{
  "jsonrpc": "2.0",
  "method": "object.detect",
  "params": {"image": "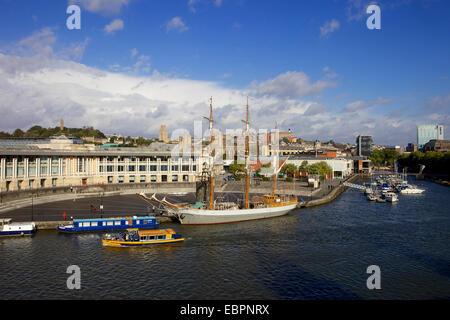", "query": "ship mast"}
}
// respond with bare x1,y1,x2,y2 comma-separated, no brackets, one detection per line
203,96,214,210
243,96,250,209
272,121,278,197
272,122,289,196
